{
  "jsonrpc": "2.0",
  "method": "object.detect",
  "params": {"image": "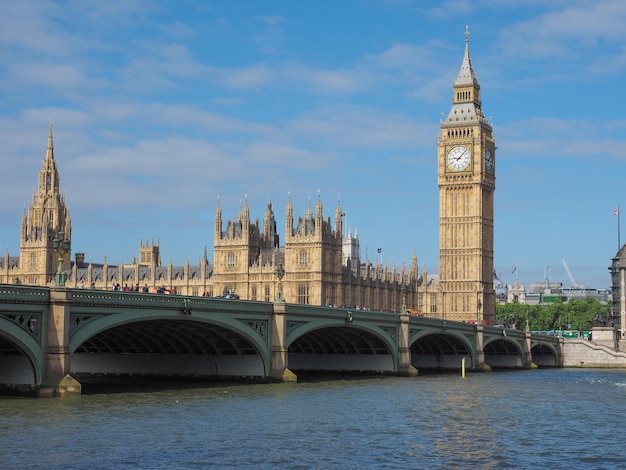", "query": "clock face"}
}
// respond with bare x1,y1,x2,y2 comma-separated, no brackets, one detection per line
447,145,471,171
485,147,494,174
